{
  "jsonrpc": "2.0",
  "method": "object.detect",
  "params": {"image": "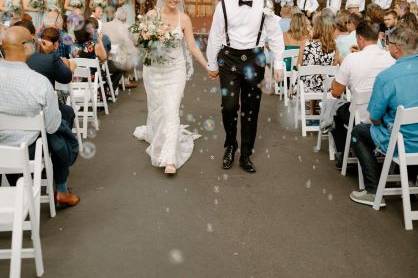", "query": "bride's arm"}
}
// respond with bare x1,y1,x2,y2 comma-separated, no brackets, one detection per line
182,13,208,70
